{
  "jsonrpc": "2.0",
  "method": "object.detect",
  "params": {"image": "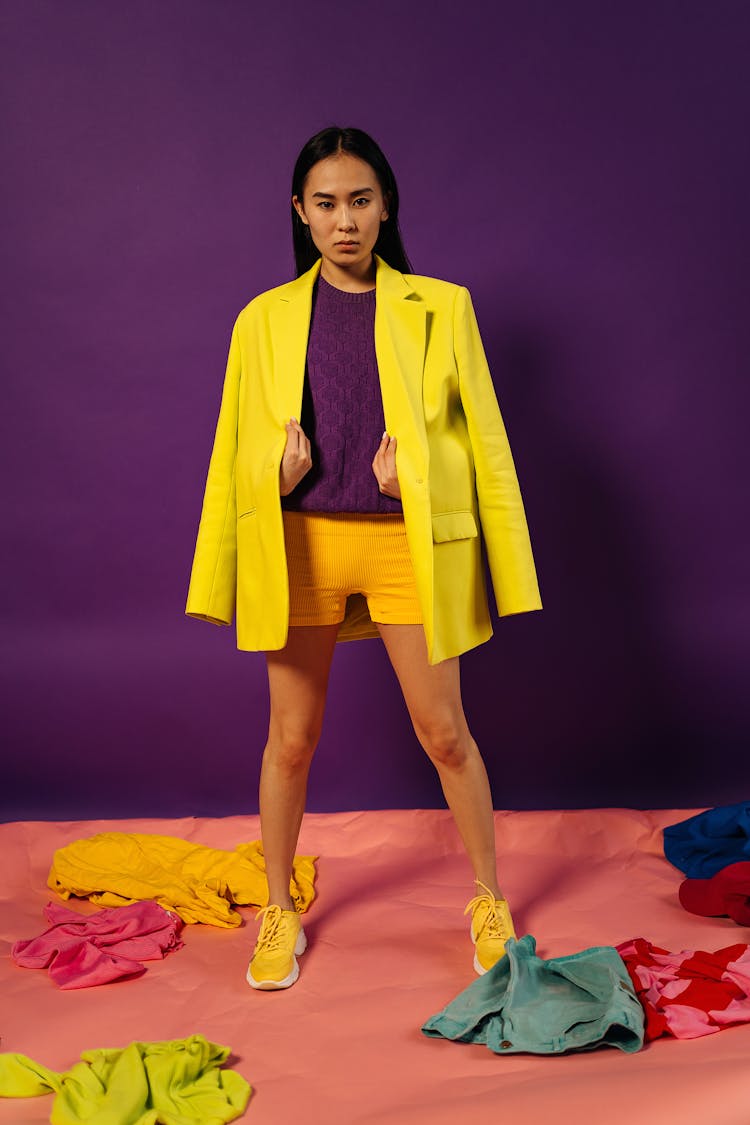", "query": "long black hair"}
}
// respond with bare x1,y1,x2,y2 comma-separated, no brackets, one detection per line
291,126,412,277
